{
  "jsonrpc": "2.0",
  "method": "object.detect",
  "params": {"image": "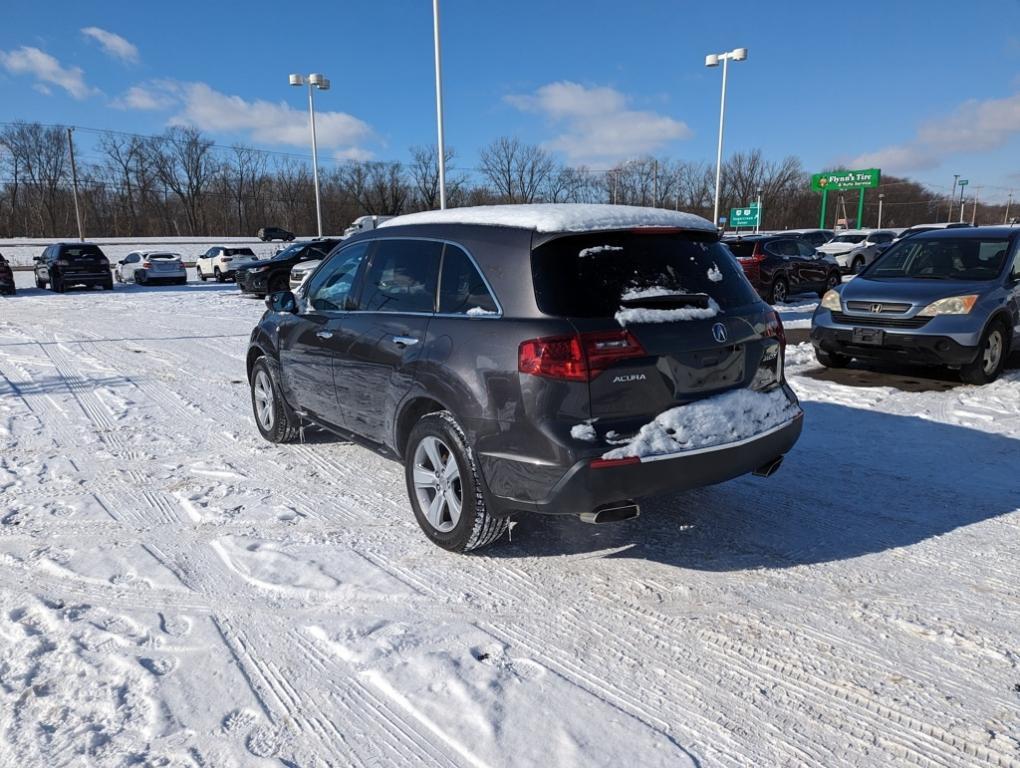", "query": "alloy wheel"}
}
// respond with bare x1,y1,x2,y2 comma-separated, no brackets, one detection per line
983,329,1004,375
253,370,275,431
412,435,462,533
